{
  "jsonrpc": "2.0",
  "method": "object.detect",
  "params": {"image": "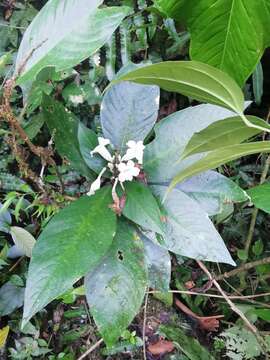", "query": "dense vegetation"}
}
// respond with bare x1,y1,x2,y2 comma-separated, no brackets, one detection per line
1,1,270,359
